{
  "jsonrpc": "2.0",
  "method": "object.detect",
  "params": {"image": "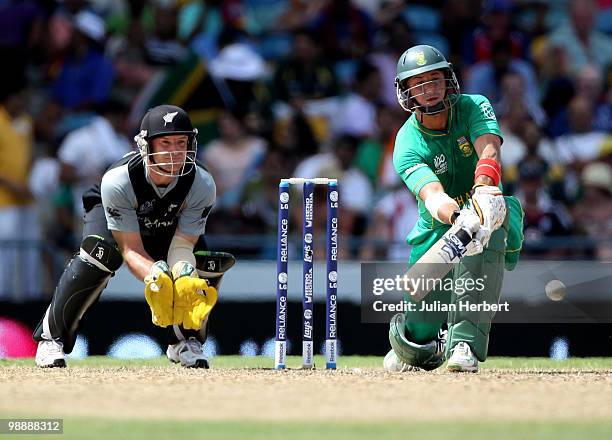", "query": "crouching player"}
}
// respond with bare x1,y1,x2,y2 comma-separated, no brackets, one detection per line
384,45,524,372
33,104,235,368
